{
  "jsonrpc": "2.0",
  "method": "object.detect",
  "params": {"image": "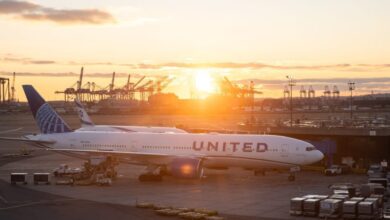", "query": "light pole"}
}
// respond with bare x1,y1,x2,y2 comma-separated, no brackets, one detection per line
348,81,355,120
286,76,296,127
